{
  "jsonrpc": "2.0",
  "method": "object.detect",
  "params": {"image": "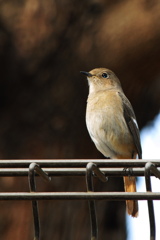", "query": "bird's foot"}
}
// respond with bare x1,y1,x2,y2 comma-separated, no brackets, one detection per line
123,167,134,177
